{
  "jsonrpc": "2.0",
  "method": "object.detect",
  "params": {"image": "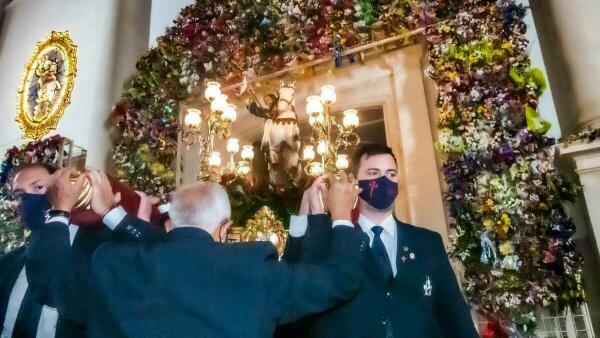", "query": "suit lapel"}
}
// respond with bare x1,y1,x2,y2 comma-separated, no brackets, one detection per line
393,220,417,283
